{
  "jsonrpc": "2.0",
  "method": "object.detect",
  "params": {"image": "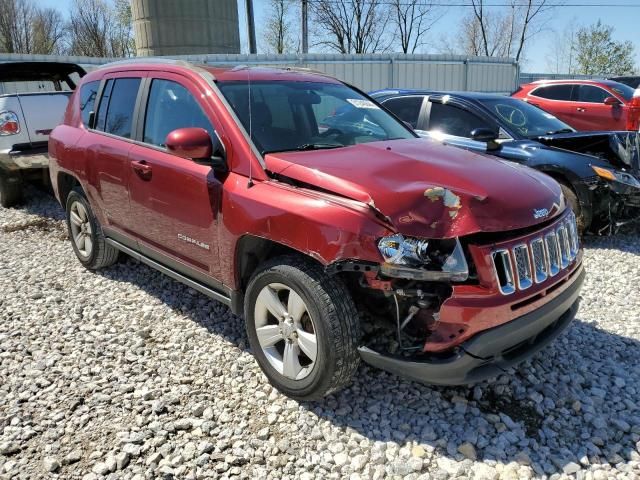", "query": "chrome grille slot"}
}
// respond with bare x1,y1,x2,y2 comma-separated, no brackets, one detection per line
490,214,579,294
557,226,570,268
513,244,533,290
492,249,515,295
567,215,579,258
545,231,561,277
530,238,548,283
